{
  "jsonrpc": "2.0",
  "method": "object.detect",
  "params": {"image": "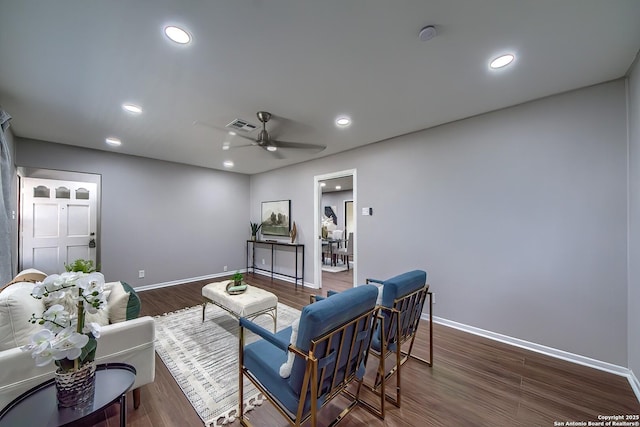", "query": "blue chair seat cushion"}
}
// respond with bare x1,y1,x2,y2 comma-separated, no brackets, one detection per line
244,326,304,416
